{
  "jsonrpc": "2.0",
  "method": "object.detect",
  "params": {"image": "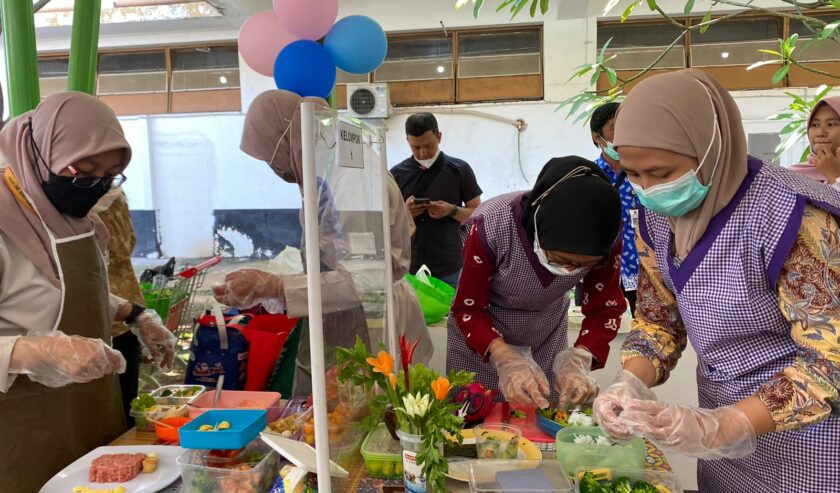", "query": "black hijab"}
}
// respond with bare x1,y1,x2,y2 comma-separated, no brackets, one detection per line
521,156,622,258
